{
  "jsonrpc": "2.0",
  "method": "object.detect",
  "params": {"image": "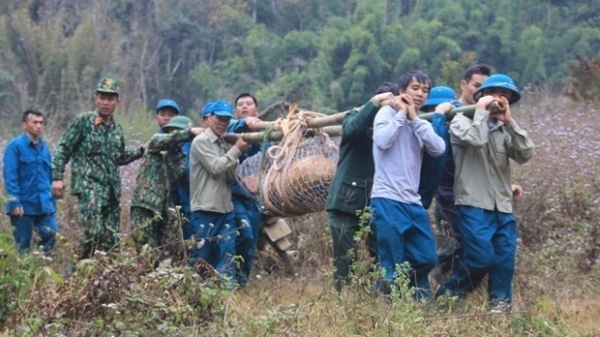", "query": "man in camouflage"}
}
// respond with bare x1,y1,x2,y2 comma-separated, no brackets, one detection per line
52,77,145,259
131,115,203,259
